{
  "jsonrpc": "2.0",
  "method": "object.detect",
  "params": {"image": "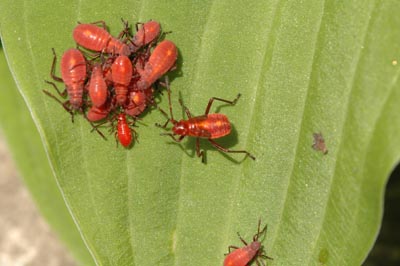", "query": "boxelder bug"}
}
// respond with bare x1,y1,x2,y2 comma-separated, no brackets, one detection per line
224,219,272,266
156,78,255,163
